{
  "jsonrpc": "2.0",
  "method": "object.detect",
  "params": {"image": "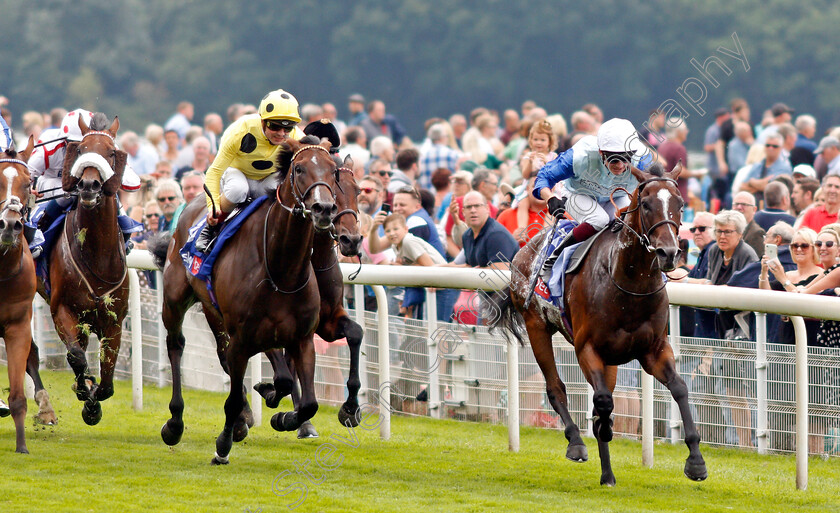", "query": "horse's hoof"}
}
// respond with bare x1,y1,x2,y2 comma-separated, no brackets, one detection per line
232,421,249,443
338,403,360,428
35,411,58,426
210,452,229,465
94,384,114,402
71,382,88,401
270,412,294,432
566,443,588,462
297,421,319,439
254,382,274,398
684,459,708,481
16,446,29,454
600,474,616,487
161,419,184,446
81,401,102,426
